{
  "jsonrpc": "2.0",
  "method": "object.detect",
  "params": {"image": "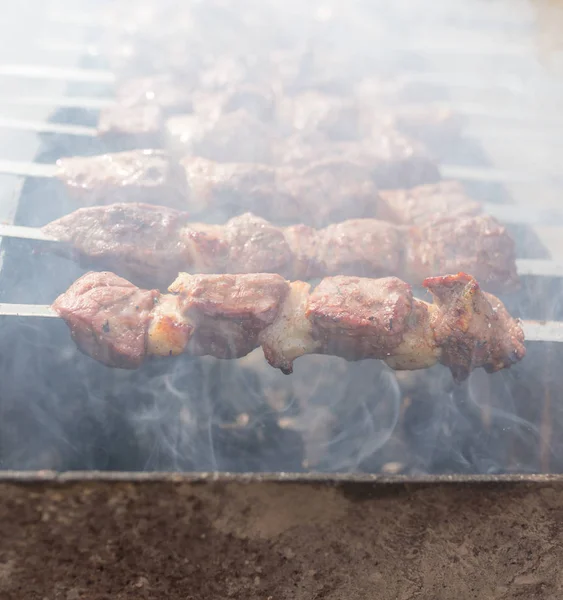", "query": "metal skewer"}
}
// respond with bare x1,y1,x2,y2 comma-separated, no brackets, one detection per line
2,64,562,98
0,155,560,216
0,221,559,280
0,157,557,226
0,301,558,343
